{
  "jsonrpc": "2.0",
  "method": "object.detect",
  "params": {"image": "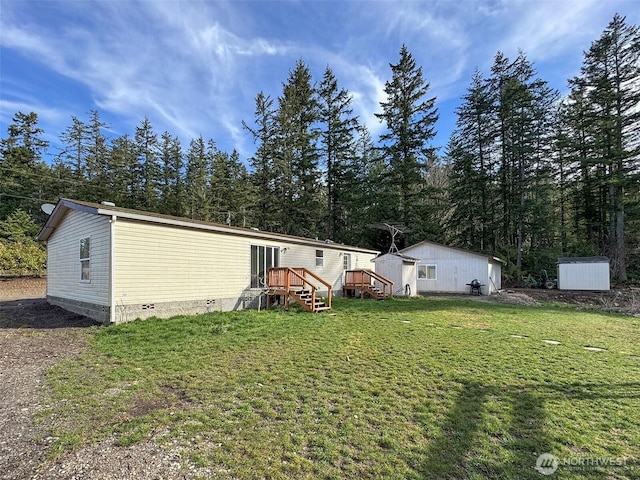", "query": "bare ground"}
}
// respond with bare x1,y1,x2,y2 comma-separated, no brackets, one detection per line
0,277,638,479
0,278,213,479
